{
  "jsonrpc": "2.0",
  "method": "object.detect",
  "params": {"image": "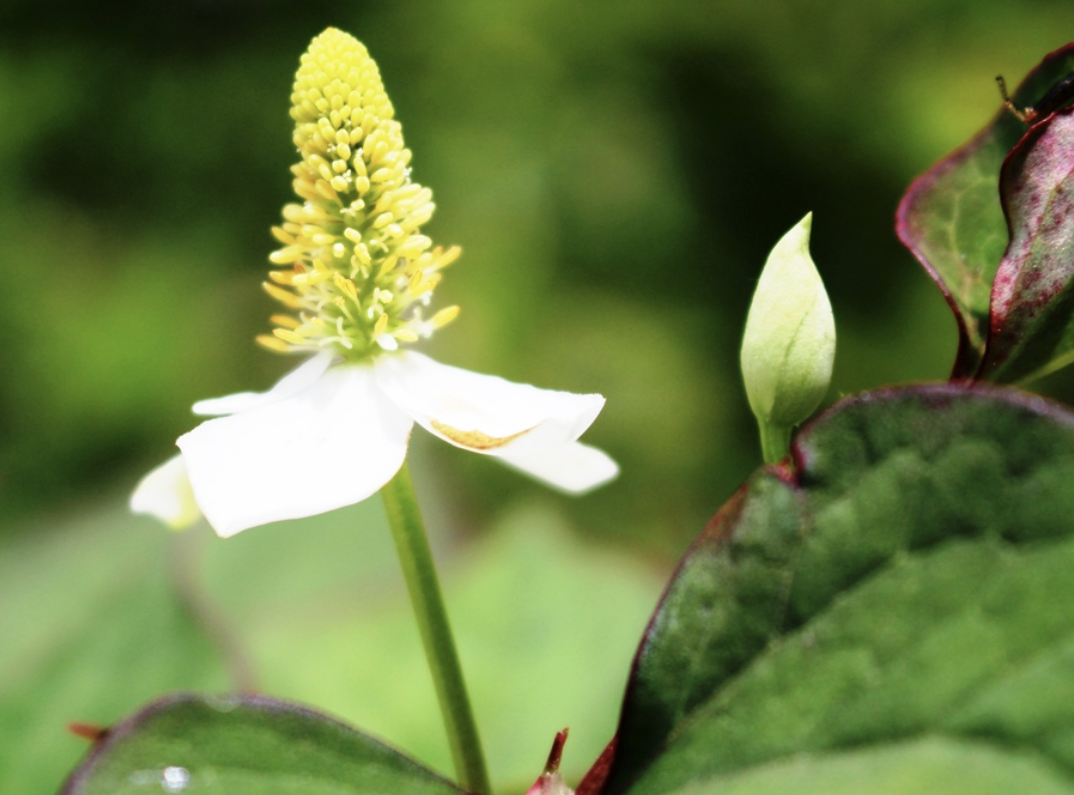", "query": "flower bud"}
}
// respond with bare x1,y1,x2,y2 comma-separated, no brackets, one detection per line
740,213,835,462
